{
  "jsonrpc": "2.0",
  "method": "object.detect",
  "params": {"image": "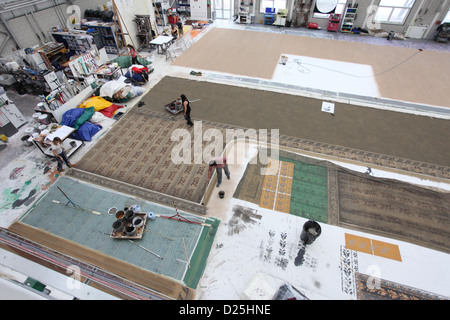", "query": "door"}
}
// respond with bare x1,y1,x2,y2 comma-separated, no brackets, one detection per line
215,0,232,19
191,0,209,20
